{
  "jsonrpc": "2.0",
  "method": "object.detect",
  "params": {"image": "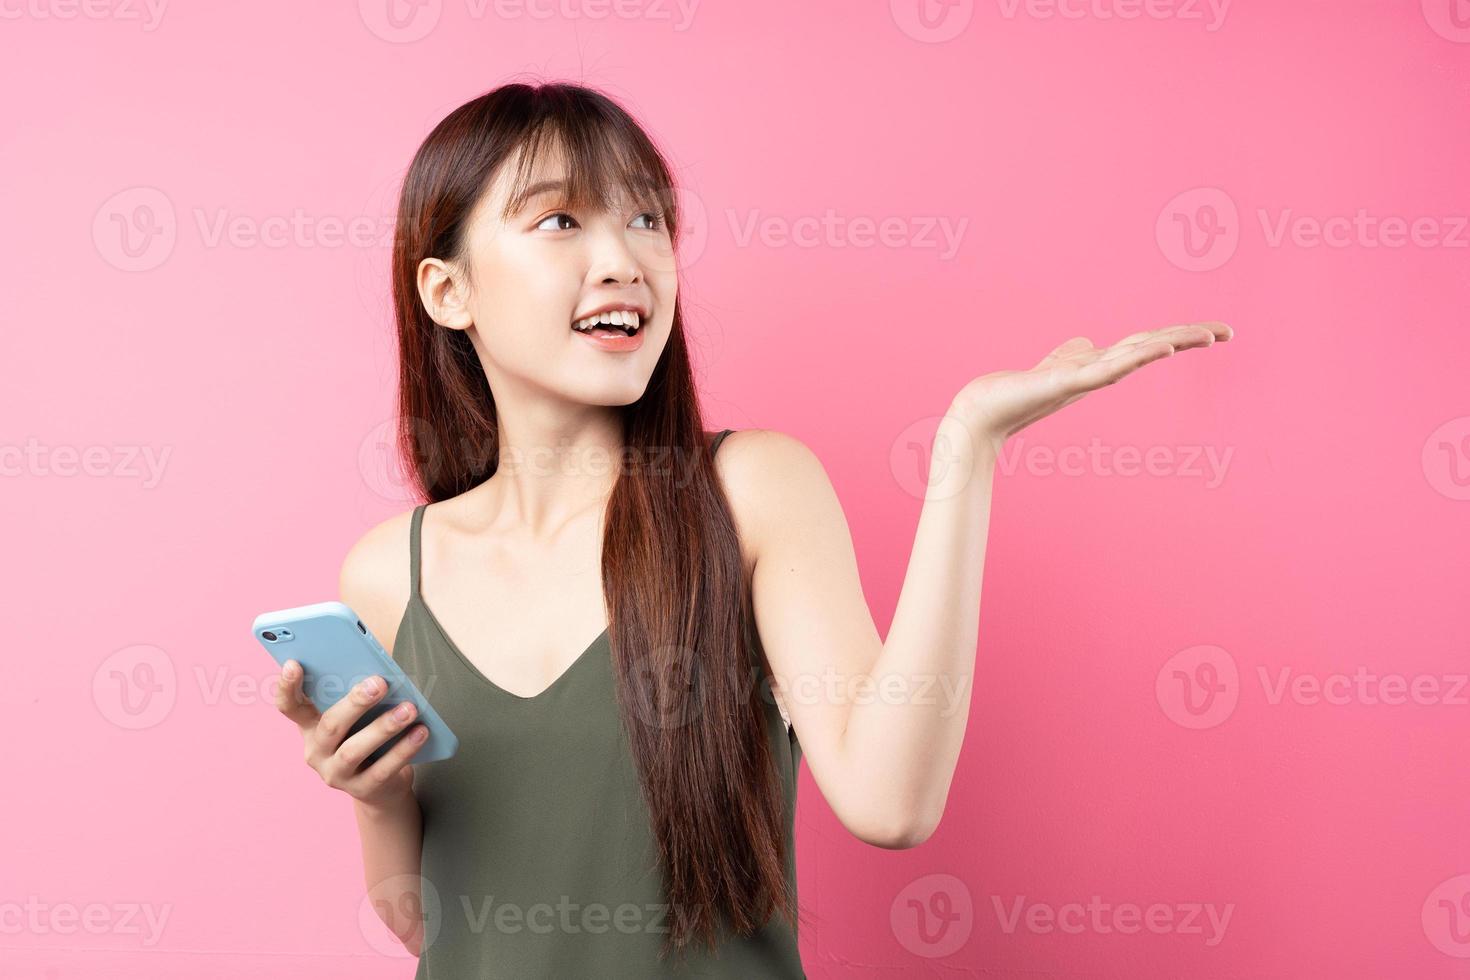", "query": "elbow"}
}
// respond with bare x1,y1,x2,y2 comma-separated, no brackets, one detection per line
398,921,425,958
366,892,425,957
880,817,938,850
847,807,940,850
